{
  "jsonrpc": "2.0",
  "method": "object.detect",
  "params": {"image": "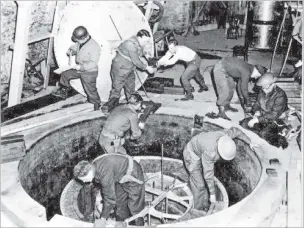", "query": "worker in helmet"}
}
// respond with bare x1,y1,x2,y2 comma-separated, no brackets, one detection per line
99,93,144,154
183,127,256,211
73,153,145,227
240,73,289,148
52,26,101,111
101,29,157,114
211,57,267,120
157,39,209,101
